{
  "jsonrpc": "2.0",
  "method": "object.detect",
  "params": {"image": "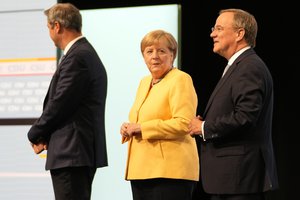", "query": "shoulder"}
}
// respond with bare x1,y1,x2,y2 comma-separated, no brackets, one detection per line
236,49,269,73
139,75,152,86
167,68,193,81
235,50,273,85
